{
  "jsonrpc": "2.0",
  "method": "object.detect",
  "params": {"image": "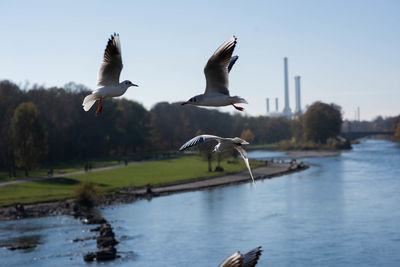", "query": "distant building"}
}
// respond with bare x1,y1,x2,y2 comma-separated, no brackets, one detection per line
266,57,302,118
266,97,282,117
282,57,292,118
